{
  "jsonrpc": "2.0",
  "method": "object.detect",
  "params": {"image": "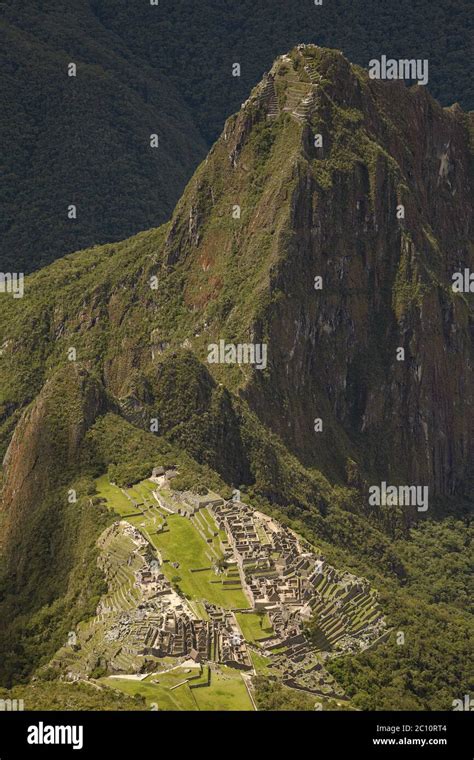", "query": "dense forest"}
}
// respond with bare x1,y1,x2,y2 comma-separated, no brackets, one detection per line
0,0,207,273
98,0,474,143
1,0,472,272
